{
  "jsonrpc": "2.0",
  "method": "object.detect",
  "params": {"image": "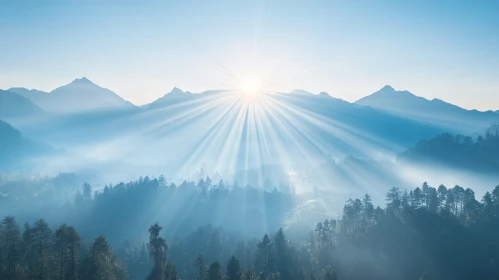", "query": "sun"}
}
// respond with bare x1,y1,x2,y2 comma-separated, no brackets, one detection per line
239,77,262,96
